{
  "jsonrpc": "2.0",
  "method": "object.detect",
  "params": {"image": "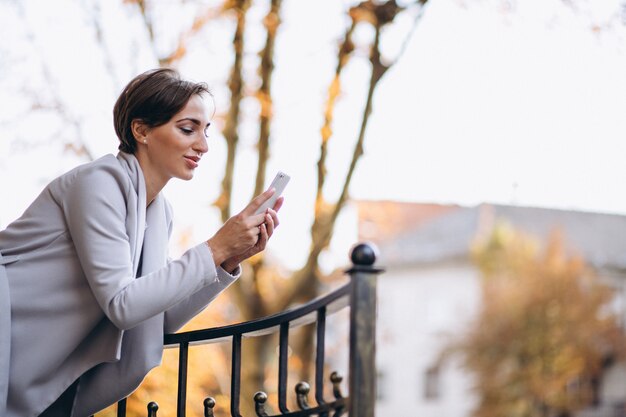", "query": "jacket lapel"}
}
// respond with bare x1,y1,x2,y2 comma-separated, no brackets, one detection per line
116,152,147,277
